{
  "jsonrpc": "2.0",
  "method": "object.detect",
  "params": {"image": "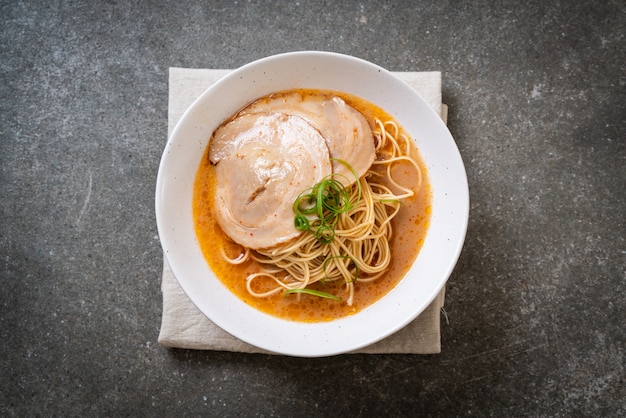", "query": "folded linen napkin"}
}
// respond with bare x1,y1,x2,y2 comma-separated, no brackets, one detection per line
158,67,448,354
